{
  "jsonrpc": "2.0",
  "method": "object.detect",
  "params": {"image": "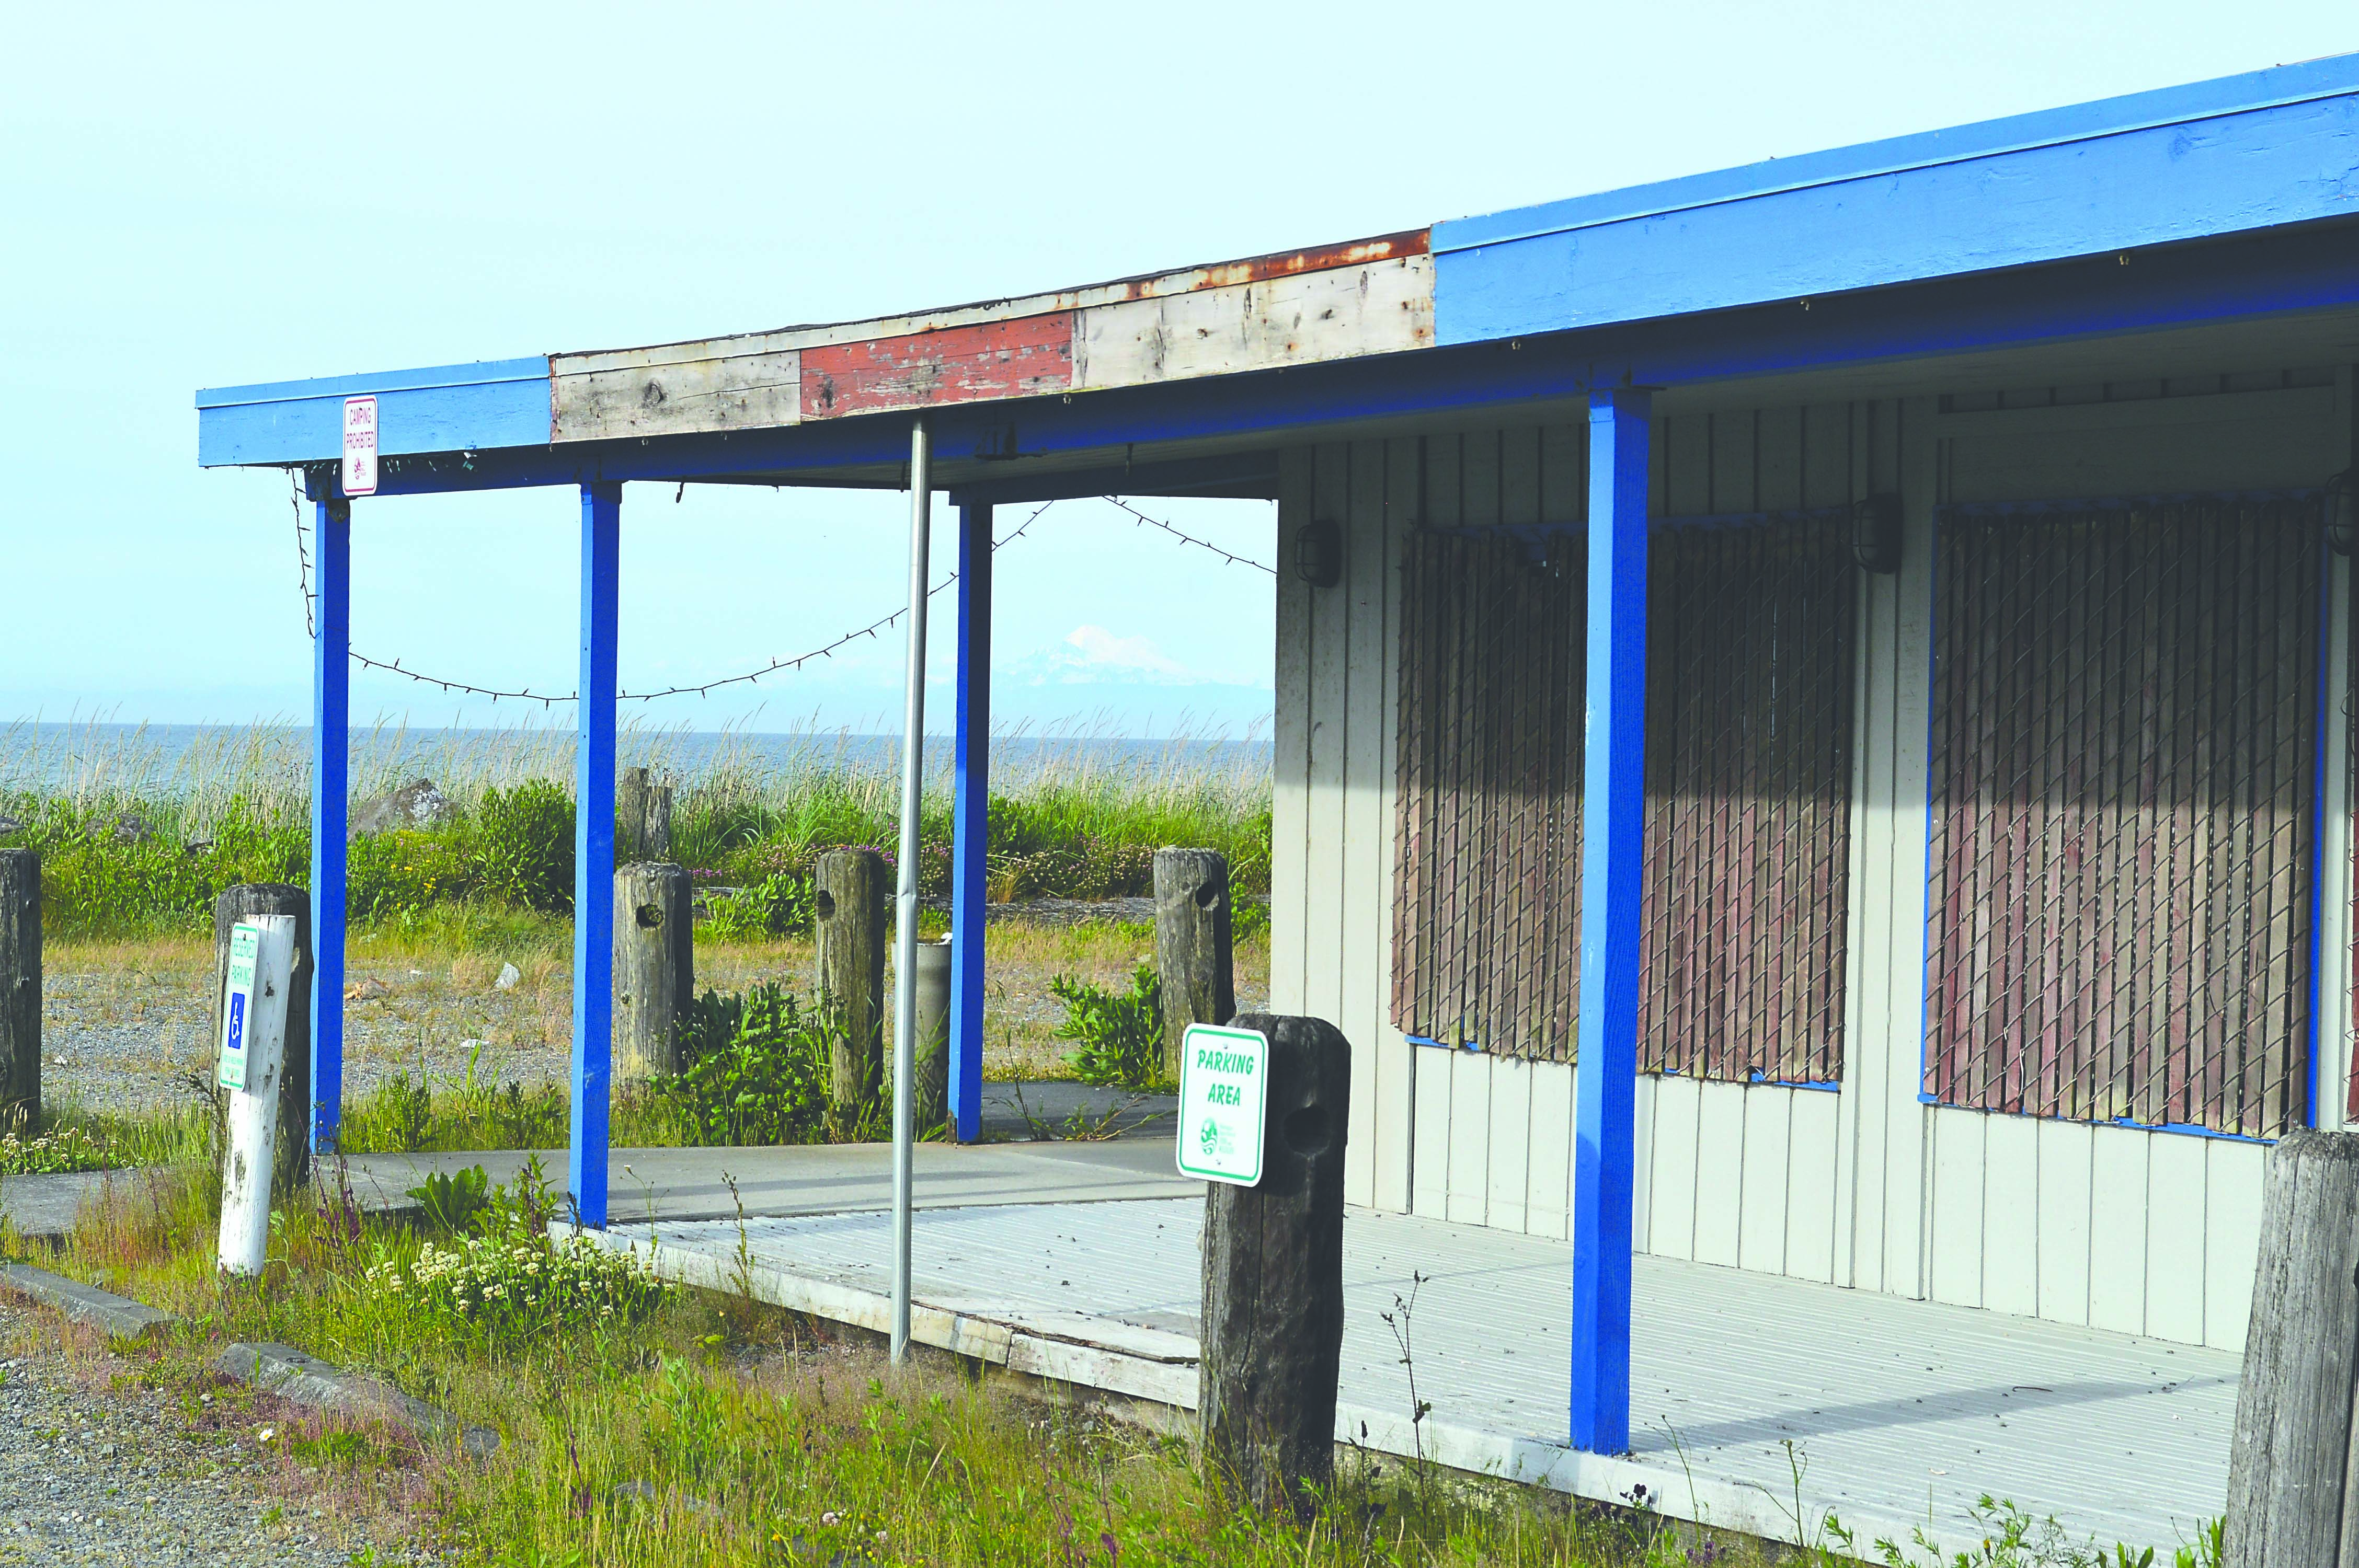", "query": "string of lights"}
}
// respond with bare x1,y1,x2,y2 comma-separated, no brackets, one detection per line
1101,495,1275,574
289,475,317,638
295,493,1267,707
